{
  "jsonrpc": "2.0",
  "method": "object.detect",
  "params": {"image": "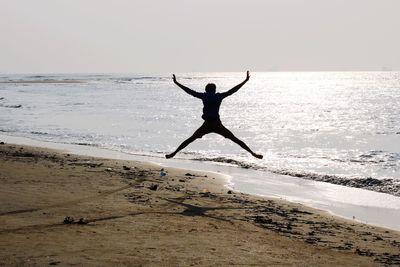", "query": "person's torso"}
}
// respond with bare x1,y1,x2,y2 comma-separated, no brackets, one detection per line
200,93,223,121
